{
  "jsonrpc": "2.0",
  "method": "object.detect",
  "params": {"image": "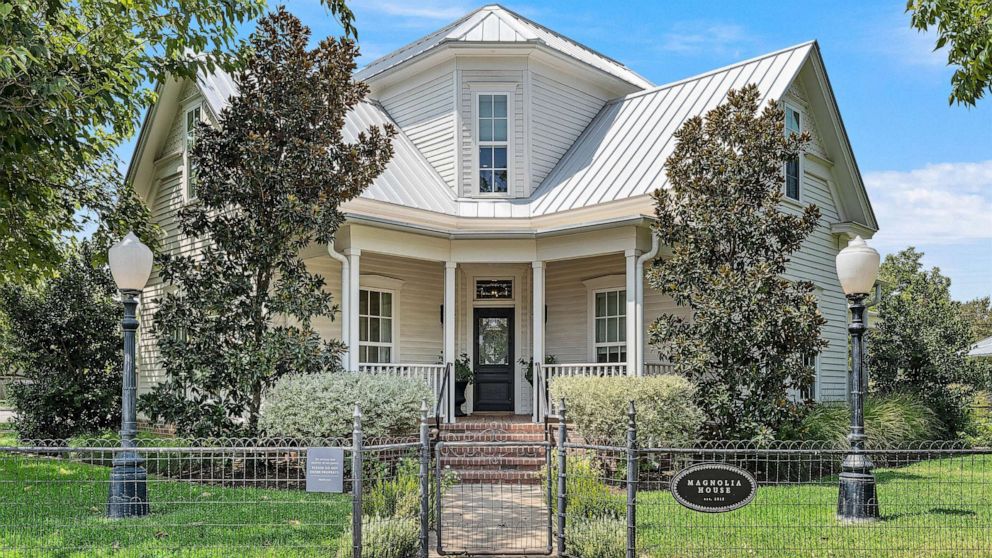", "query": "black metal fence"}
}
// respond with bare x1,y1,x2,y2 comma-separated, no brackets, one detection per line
2,409,992,557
